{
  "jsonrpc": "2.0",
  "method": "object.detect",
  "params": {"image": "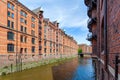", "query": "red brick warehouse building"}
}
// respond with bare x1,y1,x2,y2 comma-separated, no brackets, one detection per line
0,0,78,69
84,0,120,80
33,7,78,58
